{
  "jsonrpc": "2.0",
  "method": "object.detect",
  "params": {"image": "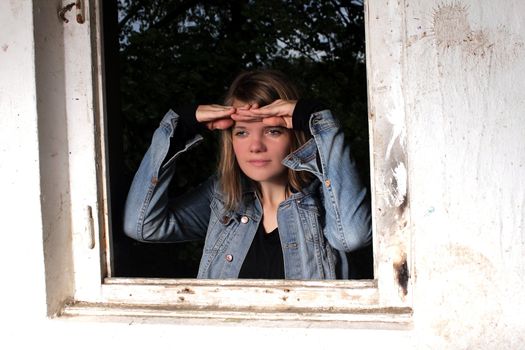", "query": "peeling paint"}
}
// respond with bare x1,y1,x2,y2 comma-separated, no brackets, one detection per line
389,162,408,208
383,87,408,162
